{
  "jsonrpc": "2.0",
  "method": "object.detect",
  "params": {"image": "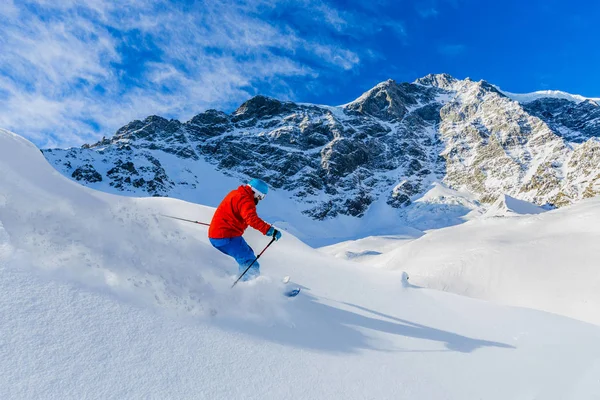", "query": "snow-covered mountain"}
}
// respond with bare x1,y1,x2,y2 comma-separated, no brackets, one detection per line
42,74,600,242
3,129,600,399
